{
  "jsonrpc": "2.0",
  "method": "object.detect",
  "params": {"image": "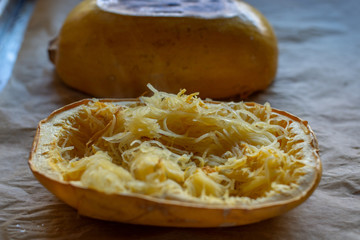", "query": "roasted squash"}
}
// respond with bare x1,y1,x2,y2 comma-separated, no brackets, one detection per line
29,86,321,227
50,0,278,99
